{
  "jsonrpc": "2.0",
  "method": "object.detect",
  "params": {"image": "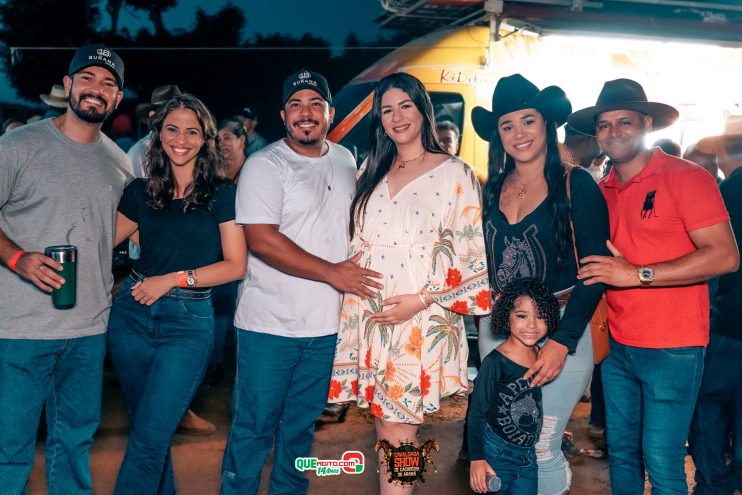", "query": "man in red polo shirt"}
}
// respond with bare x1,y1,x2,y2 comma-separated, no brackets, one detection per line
568,79,739,495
